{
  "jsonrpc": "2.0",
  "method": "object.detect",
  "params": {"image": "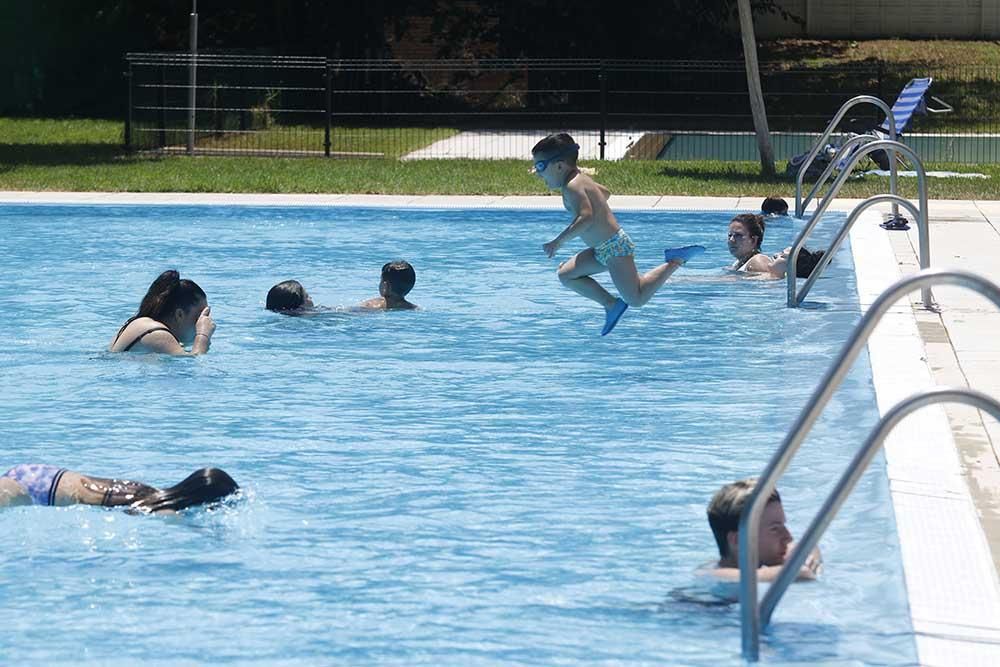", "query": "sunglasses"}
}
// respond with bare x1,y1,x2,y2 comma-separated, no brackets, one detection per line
533,144,580,173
